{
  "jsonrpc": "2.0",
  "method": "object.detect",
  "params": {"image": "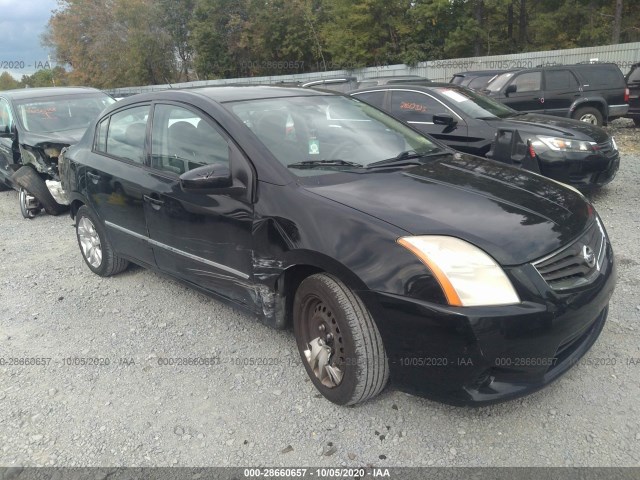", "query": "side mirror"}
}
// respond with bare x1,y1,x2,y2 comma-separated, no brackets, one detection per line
433,113,457,126
505,84,517,96
180,163,232,192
